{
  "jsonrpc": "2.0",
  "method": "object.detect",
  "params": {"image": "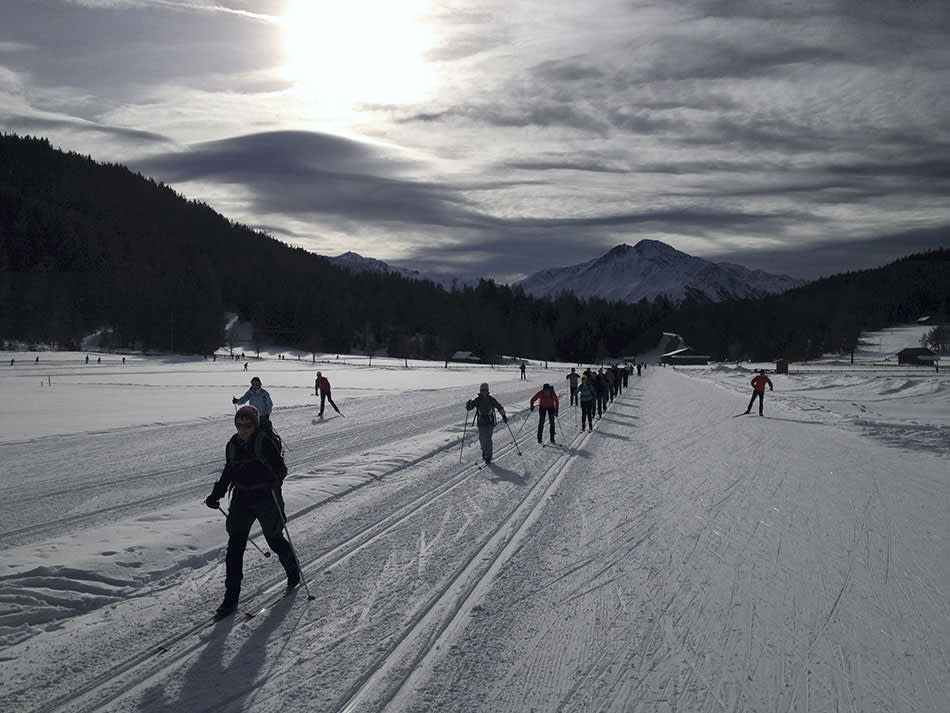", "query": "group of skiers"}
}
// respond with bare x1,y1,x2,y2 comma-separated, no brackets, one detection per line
206,369,341,616
464,363,636,466
205,363,775,616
